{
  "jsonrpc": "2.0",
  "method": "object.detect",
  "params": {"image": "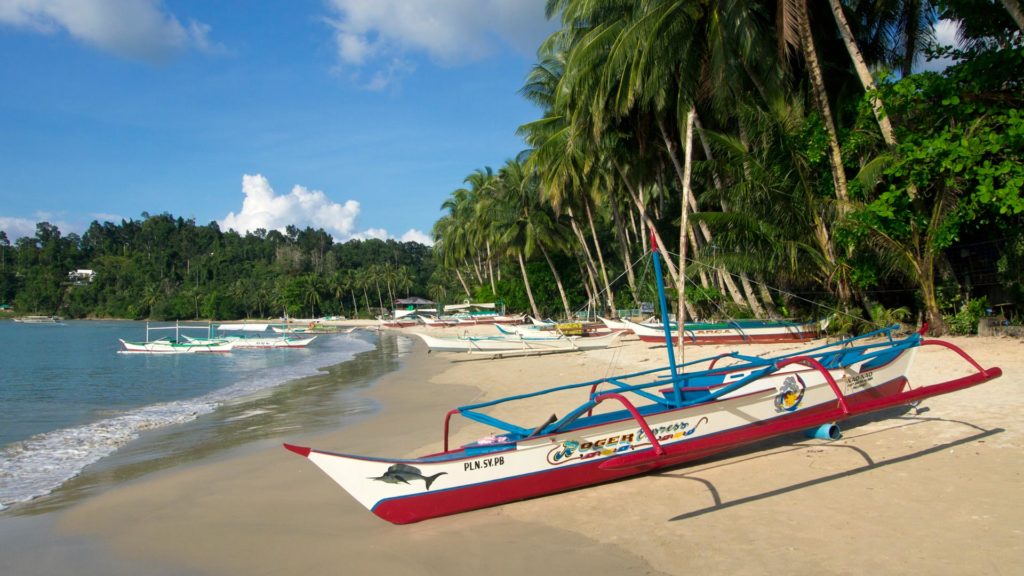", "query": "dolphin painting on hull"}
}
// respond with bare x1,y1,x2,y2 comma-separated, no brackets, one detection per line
371,463,447,490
